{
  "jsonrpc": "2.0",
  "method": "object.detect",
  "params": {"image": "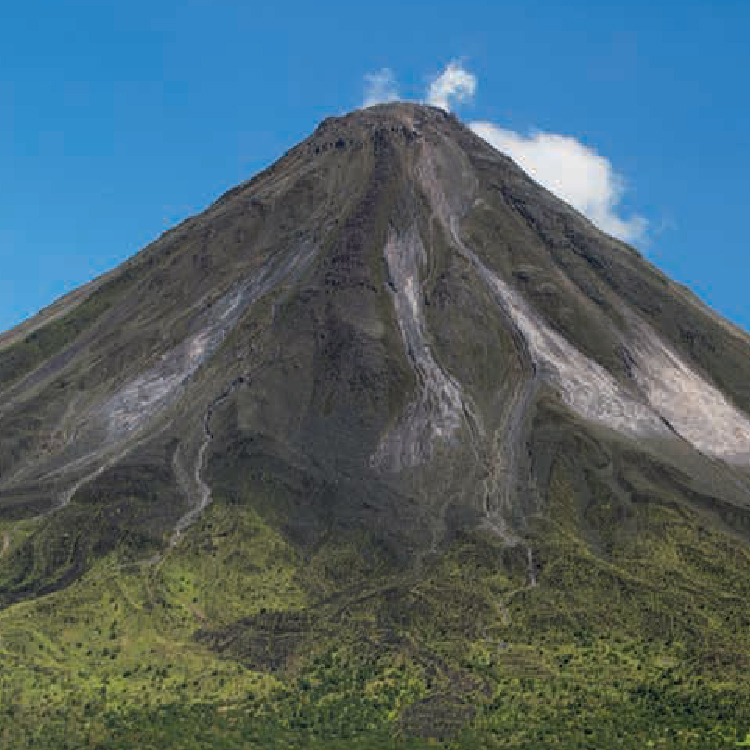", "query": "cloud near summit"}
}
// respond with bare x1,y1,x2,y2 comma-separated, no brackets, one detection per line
360,62,648,244
363,68,399,107
471,124,648,243
426,62,477,110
